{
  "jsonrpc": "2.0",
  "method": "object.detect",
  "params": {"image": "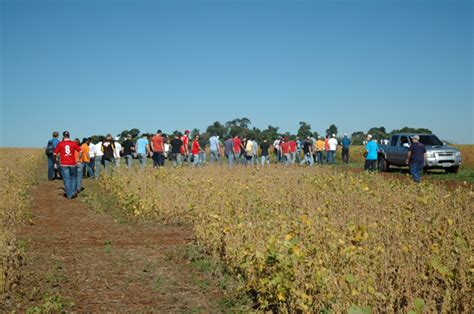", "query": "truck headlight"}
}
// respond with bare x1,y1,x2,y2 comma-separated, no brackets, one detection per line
455,151,461,157
426,152,434,158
